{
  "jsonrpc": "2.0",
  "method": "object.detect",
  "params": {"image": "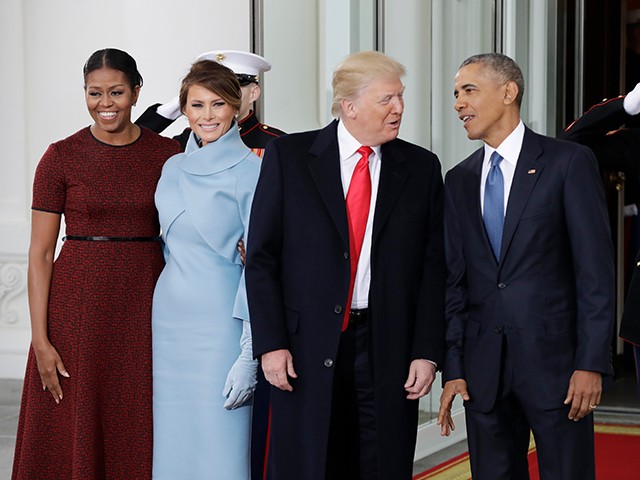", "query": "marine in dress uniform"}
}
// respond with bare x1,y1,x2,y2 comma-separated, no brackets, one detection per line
136,50,285,157
563,83,640,397
620,251,640,397
561,90,640,208
236,108,285,157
